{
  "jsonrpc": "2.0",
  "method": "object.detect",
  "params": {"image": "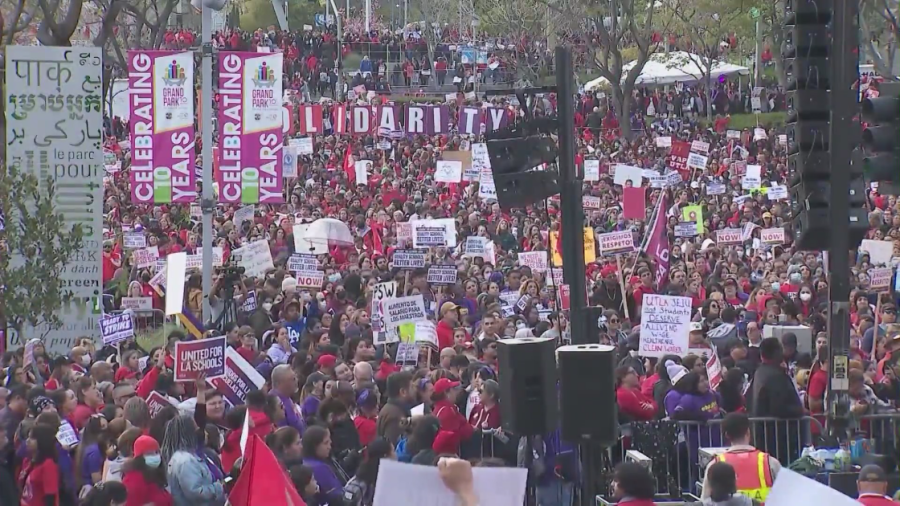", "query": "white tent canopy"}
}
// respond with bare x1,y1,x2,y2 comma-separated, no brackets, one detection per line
584,51,750,90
